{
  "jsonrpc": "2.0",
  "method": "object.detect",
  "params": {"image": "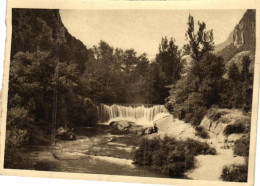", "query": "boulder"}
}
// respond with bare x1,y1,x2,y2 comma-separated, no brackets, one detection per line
56,127,76,140
109,120,156,135
109,120,135,130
